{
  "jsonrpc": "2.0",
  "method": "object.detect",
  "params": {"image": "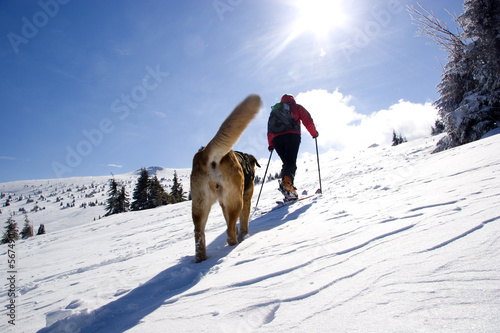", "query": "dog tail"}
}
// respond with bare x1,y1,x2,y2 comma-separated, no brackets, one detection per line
204,94,261,164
